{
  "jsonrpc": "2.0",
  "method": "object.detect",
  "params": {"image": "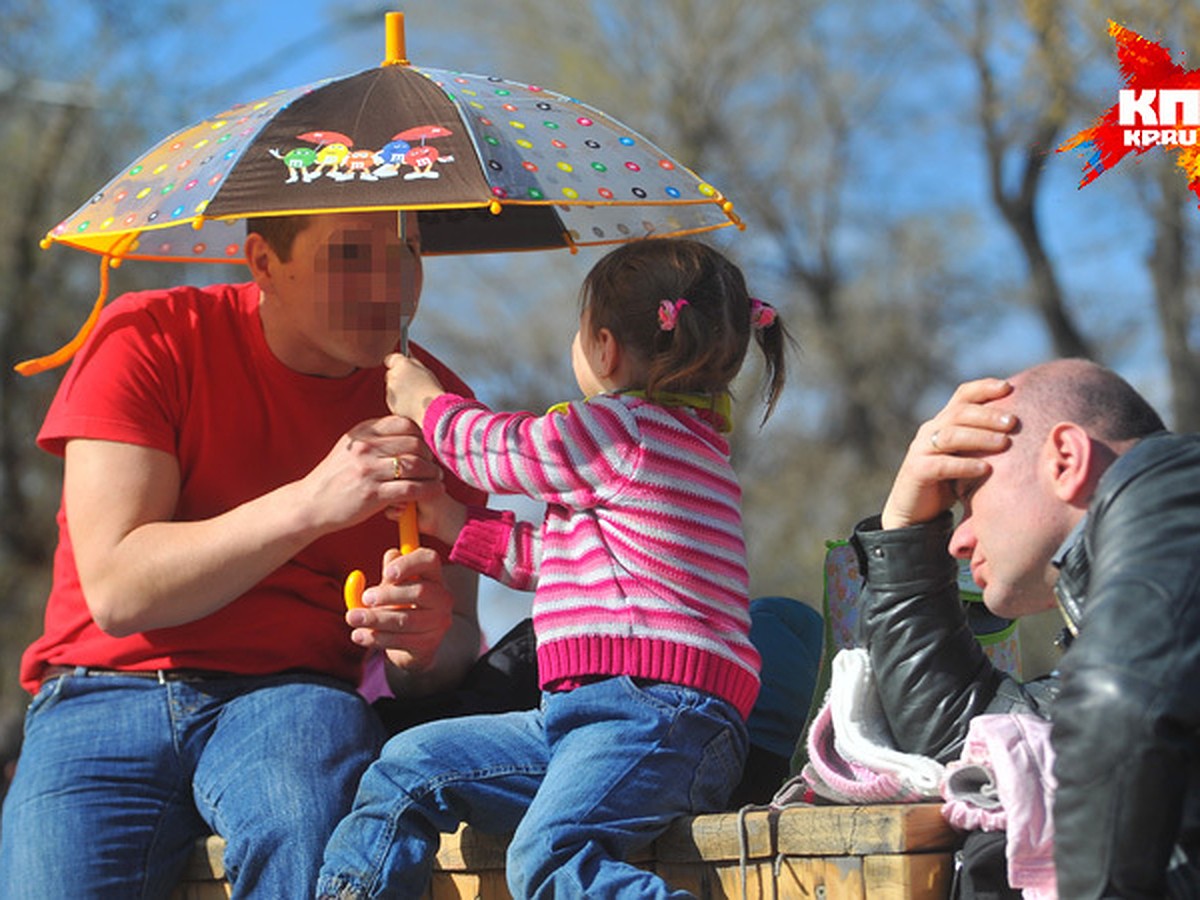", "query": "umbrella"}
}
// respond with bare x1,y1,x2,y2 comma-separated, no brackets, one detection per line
34,12,739,269
20,11,745,596
21,11,742,376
